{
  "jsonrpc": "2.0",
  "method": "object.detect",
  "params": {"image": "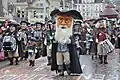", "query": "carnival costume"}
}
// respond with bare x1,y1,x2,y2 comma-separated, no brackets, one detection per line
50,9,83,76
